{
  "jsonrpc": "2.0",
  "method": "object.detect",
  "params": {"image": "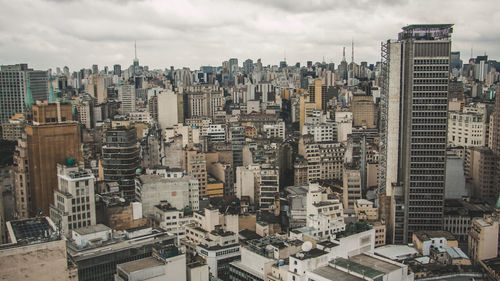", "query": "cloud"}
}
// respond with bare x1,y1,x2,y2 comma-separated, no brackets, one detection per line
0,0,498,71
